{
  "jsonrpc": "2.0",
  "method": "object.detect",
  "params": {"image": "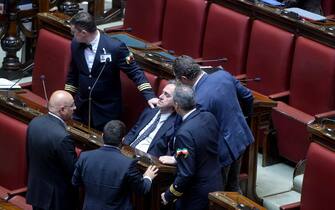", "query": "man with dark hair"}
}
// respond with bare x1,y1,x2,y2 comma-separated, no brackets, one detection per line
26,90,78,210
161,84,222,210
173,55,254,193
65,12,158,131
123,81,177,157
72,120,159,210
